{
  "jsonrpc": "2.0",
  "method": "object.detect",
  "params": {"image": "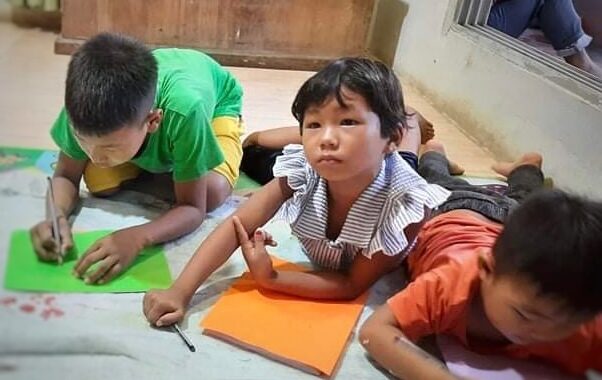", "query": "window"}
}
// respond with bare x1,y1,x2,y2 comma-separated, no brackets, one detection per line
454,0,602,93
